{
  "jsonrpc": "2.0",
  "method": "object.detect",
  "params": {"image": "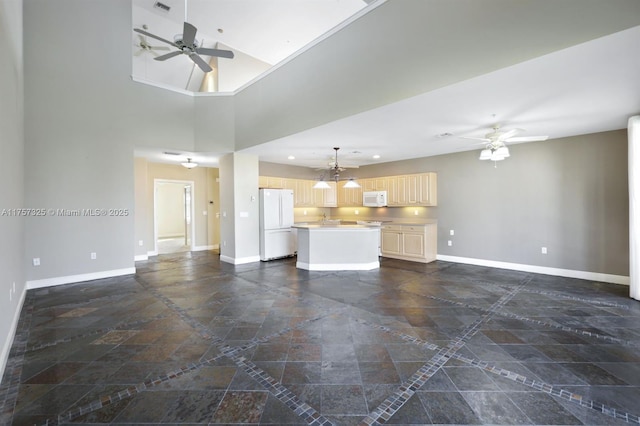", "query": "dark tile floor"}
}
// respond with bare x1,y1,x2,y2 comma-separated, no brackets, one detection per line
1,251,640,425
